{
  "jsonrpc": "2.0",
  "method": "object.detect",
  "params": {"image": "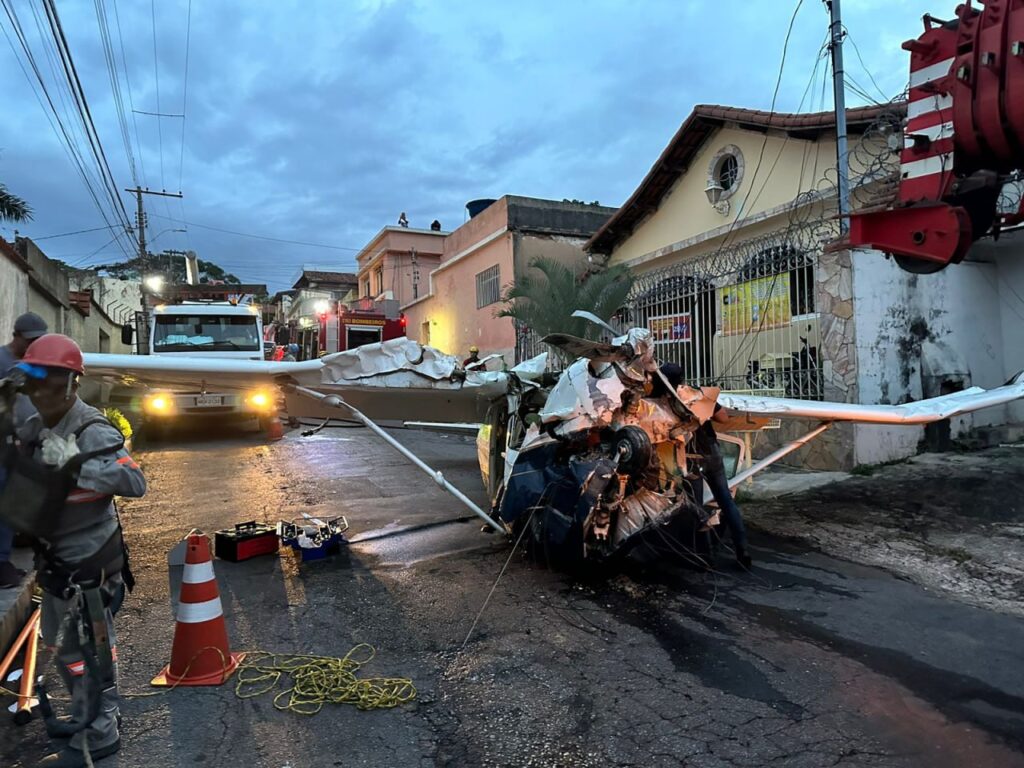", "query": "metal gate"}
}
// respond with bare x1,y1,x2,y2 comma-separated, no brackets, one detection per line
626,241,824,400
